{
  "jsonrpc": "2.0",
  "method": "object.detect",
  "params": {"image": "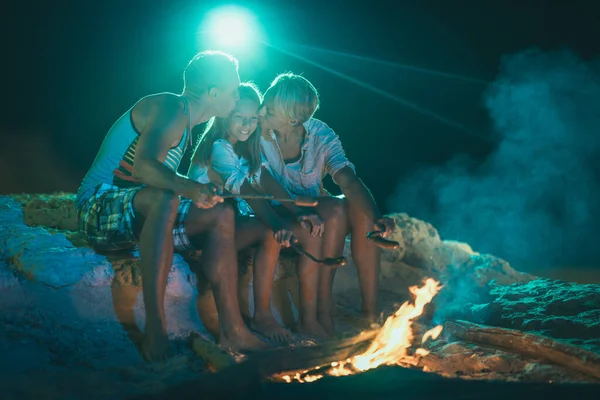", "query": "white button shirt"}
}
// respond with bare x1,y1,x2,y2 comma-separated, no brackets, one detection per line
260,118,355,198
188,139,261,215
